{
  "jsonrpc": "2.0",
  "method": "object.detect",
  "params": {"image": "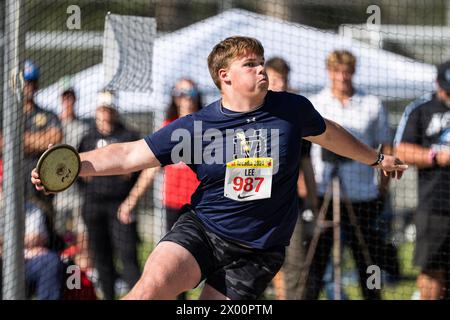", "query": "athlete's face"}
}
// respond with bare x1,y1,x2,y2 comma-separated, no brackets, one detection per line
223,52,268,97
328,63,354,94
